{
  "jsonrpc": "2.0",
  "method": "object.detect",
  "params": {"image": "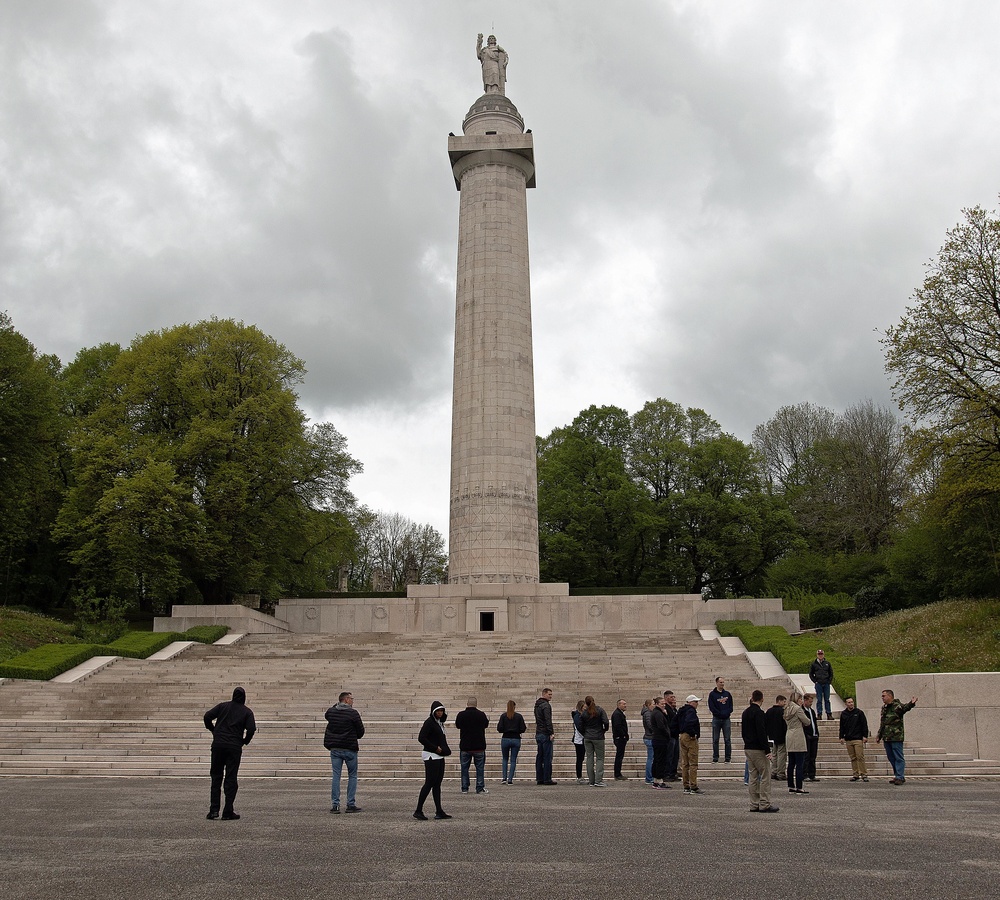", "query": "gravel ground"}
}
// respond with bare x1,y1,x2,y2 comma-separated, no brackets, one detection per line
3,775,1000,899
